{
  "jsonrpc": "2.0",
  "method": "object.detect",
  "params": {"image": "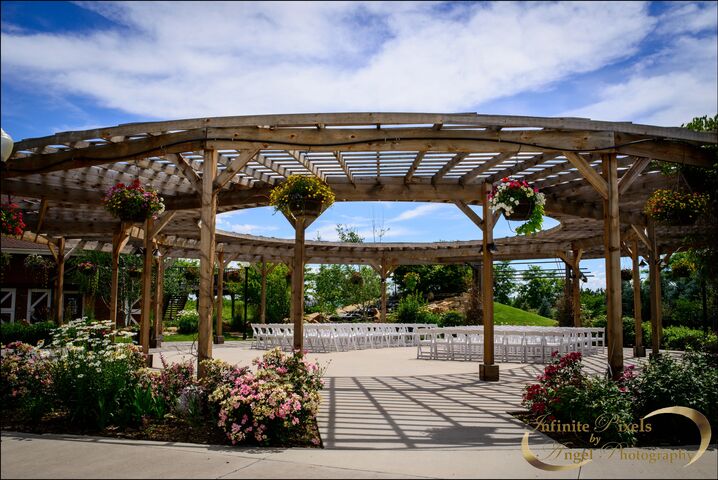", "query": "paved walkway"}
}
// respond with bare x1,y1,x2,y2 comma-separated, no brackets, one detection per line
2,345,716,478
